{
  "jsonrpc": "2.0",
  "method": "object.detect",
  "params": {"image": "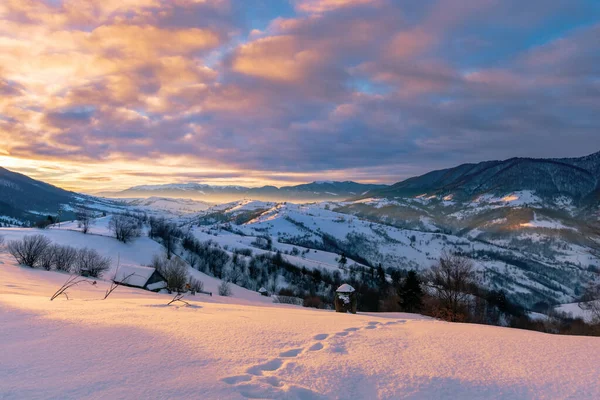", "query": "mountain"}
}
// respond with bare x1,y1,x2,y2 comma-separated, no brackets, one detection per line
103,181,388,202
366,151,600,204
0,167,79,225
0,167,129,226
